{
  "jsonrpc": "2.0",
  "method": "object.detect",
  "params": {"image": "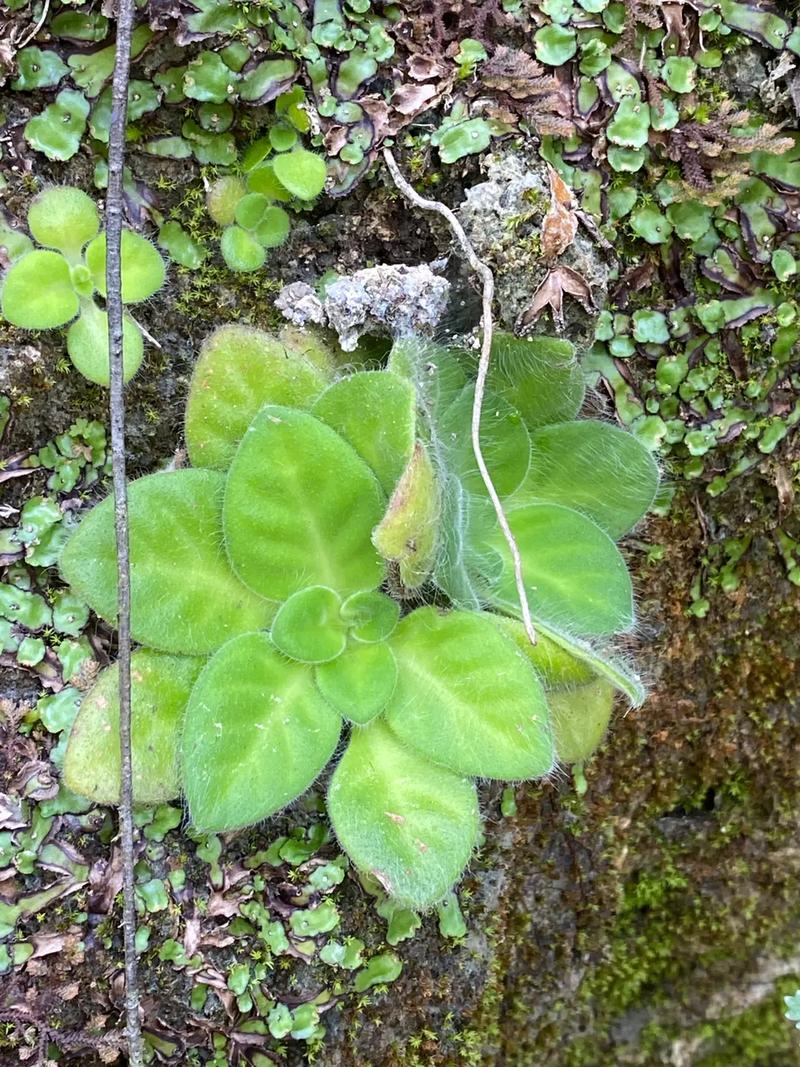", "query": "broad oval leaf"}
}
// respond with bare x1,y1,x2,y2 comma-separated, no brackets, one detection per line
85,229,166,303
277,324,337,377
372,441,439,592
272,148,327,200
185,325,328,470
313,371,415,495
327,719,479,910
66,302,144,385
182,632,342,831
439,383,531,499
487,333,585,430
1,250,79,329
221,225,265,272
515,420,659,538
28,186,100,258
224,406,385,601
255,205,291,248
385,607,554,779
549,678,615,764
60,469,275,654
271,586,346,663
480,502,635,636
64,651,203,804
315,641,397,724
